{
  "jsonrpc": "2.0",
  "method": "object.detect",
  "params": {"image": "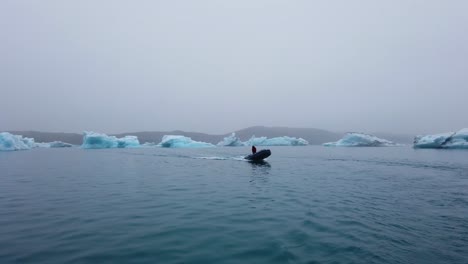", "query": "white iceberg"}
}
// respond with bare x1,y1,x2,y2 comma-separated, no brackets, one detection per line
81,132,140,149
448,128,468,148
324,132,398,147
141,142,158,147
49,141,73,148
413,132,454,149
34,141,73,148
34,142,51,148
414,128,468,149
245,136,308,146
0,132,36,151
217,133,244,146
217,133,308,146
158,135,214,148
